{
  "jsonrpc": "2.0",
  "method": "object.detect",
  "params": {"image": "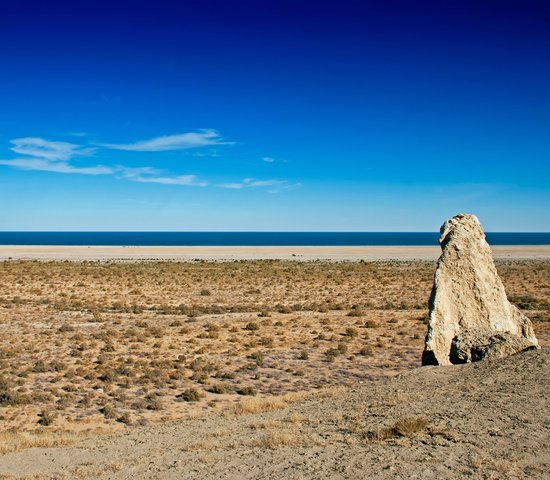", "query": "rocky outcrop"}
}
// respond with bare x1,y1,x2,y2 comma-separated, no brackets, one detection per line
422,214,538,366
450,331,538,364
